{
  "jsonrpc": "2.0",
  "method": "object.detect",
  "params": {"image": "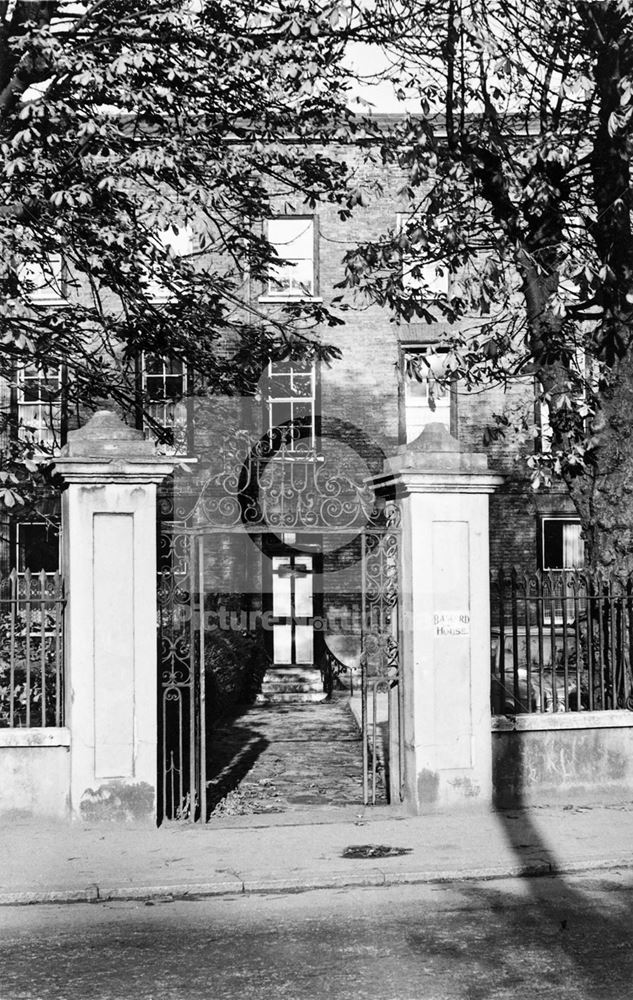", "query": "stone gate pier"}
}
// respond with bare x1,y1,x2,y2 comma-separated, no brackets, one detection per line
375,424,503,812
54,411,174,822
